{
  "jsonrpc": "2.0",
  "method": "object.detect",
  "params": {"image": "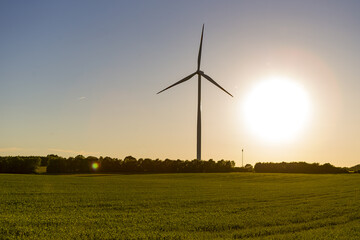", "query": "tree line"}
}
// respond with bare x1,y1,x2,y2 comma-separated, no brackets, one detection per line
0,155,354,174
46,155,237,174
254,162,348,174
0,156,41,173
